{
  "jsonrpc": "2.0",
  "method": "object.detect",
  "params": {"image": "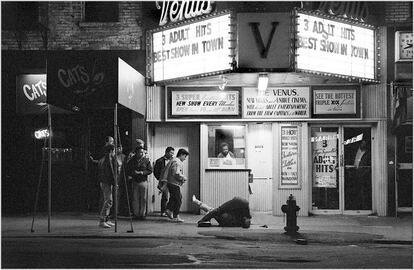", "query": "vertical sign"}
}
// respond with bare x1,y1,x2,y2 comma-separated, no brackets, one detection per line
280,126,299,188
312,132,338,188
118,58,146,115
